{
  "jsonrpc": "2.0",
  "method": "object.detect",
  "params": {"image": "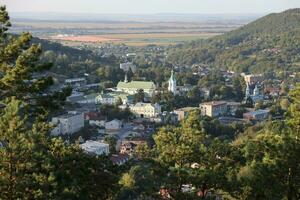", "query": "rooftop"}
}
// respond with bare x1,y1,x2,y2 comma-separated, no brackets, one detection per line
80,140,109,154
244,109,270,115
117,81,156,90
200,101,227,106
